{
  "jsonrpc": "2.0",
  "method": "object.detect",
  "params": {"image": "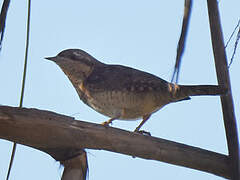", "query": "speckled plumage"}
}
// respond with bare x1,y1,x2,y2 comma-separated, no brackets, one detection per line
46,49,226,131
80,64,173,120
